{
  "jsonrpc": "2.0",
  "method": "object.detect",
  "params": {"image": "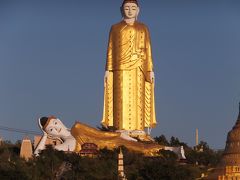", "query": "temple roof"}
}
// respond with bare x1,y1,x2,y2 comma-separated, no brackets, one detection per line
233,102,240,129
221,102,240,166
205,103,240,179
